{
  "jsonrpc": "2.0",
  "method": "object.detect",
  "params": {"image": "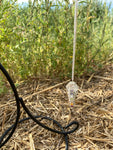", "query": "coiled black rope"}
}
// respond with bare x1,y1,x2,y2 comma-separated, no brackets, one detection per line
0,63,79,150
